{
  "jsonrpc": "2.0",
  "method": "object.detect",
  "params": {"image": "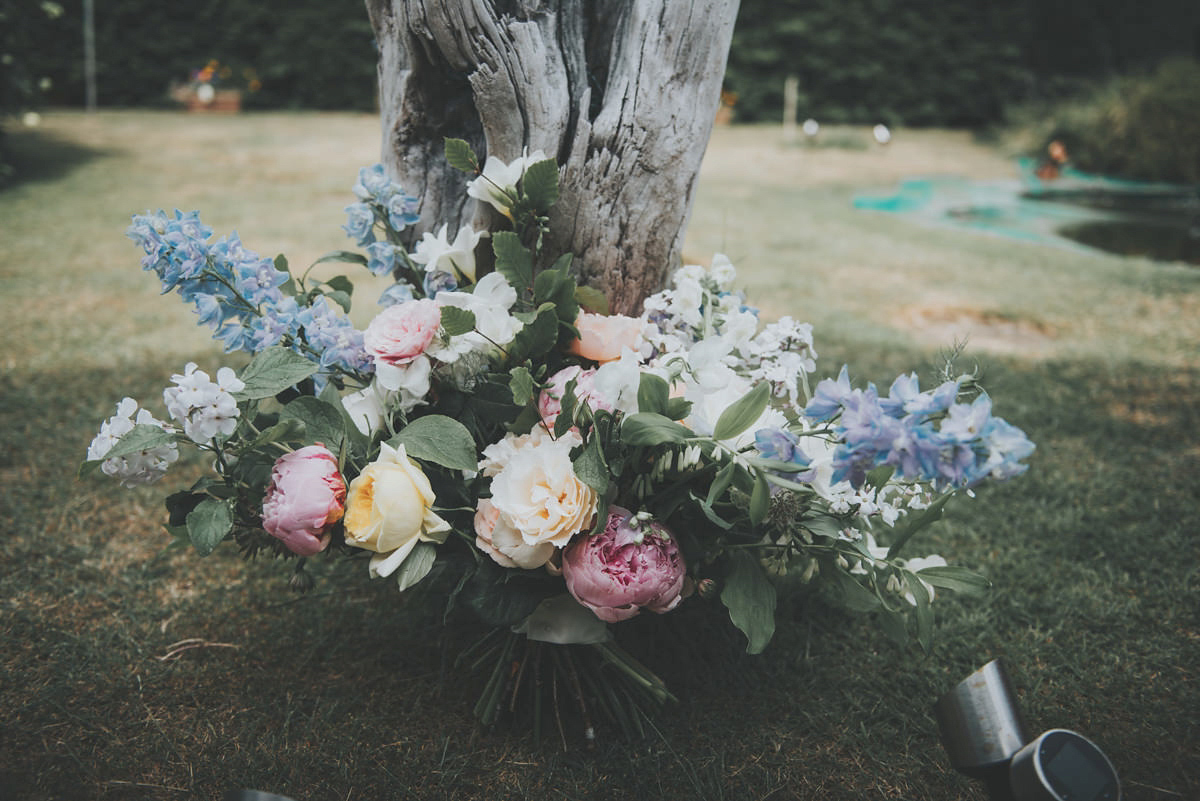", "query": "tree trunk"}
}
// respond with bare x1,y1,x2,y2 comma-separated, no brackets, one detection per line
364,0,740,314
